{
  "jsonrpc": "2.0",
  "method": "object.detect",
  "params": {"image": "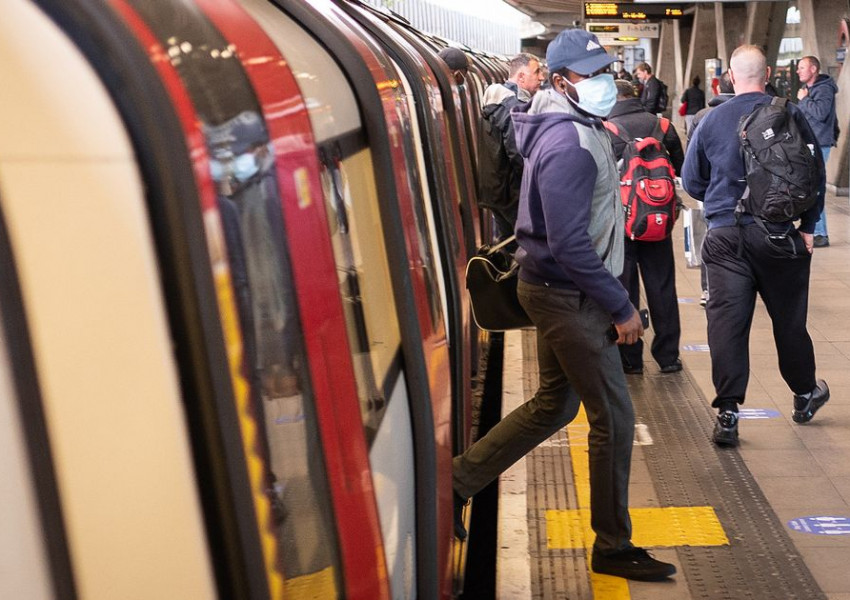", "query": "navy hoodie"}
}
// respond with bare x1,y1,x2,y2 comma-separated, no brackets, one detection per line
511,89,633,324
682,91,824,232
798,73,838,147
